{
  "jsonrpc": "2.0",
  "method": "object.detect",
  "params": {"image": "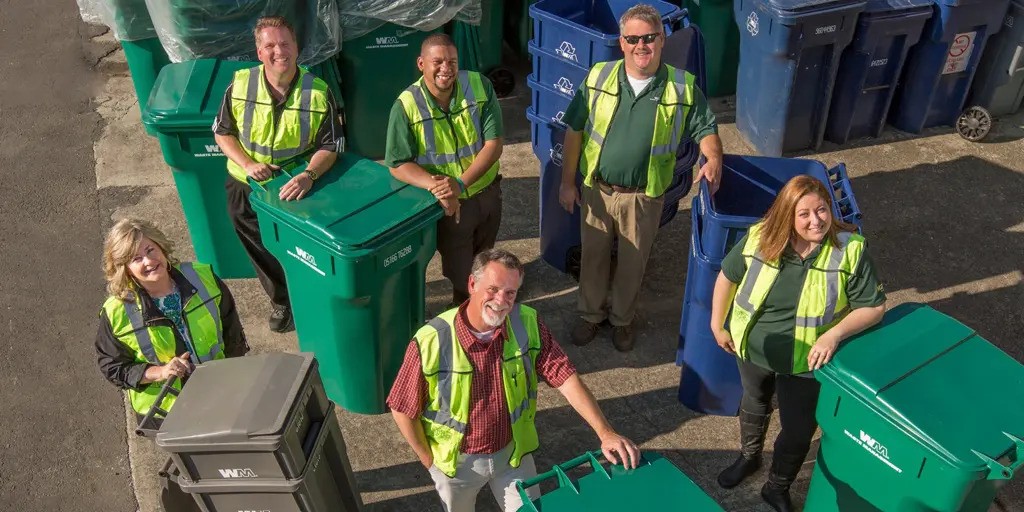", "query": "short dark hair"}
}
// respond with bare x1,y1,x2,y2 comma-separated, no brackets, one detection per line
471,249,525,282
420,33,456,54
254,16,297,46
